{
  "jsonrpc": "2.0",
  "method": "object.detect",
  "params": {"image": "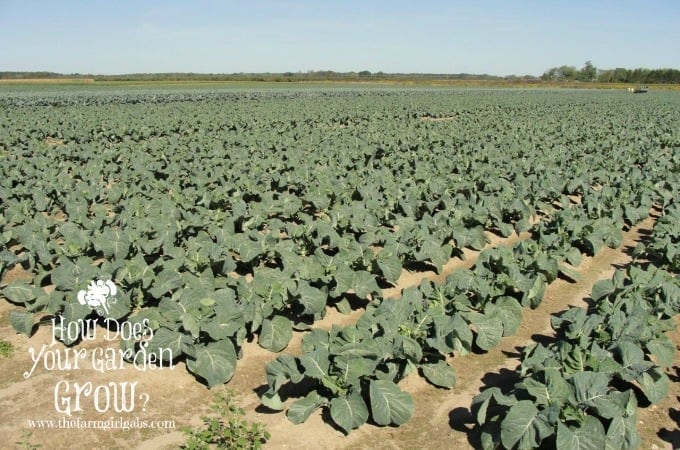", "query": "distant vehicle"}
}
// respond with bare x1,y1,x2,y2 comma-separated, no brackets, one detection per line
628,86,649,93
